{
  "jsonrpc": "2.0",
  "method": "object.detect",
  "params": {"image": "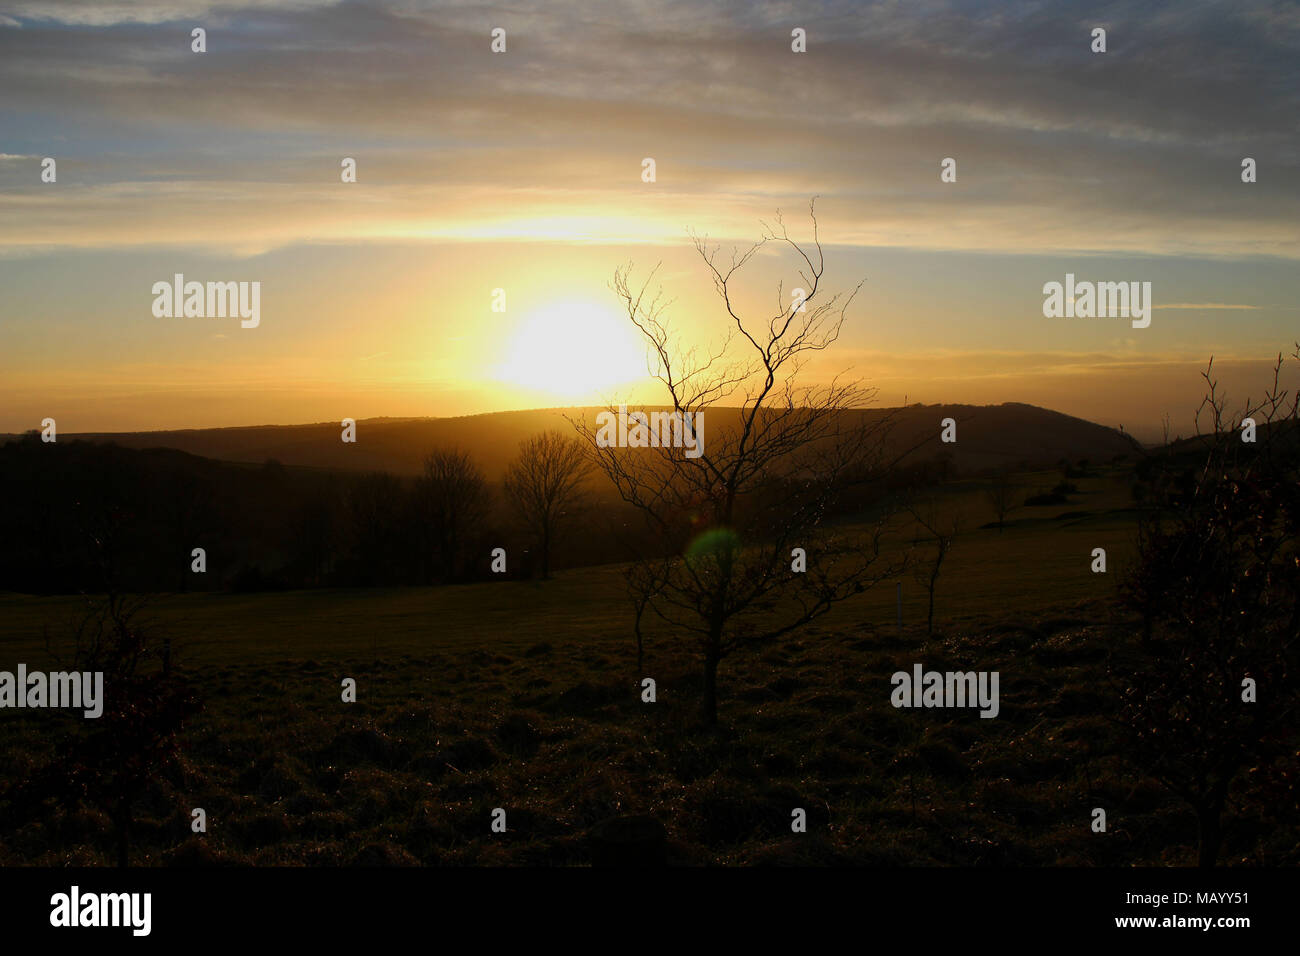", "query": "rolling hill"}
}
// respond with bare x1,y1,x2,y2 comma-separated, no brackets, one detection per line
8,403,1140,479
